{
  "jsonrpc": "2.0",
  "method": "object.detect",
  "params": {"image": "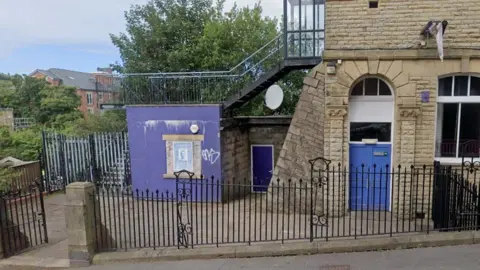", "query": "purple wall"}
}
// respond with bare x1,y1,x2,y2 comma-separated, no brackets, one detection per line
126,105,222,201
